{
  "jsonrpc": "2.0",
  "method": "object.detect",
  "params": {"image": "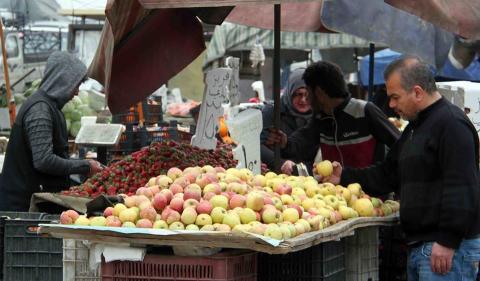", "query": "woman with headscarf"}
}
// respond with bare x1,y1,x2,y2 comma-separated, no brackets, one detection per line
260,68,312,172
